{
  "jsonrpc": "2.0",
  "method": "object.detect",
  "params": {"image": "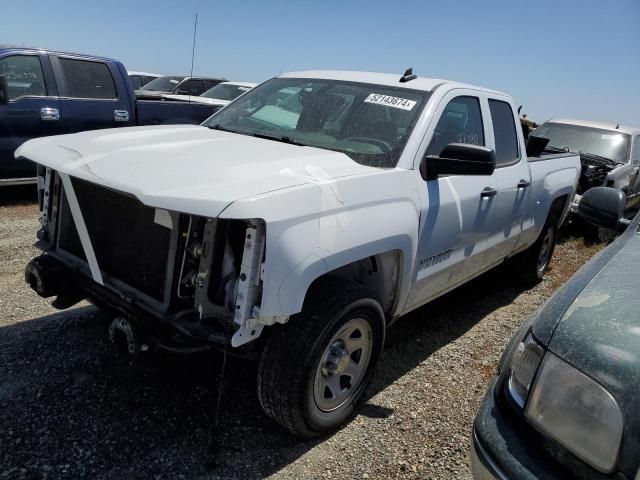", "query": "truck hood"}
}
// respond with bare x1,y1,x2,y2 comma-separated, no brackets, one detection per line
15,125,376,217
